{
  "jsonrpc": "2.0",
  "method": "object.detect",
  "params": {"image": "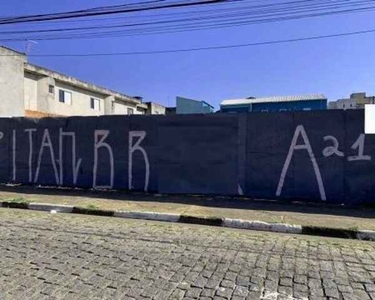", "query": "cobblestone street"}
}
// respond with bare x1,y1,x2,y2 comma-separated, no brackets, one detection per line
0,208,375,300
